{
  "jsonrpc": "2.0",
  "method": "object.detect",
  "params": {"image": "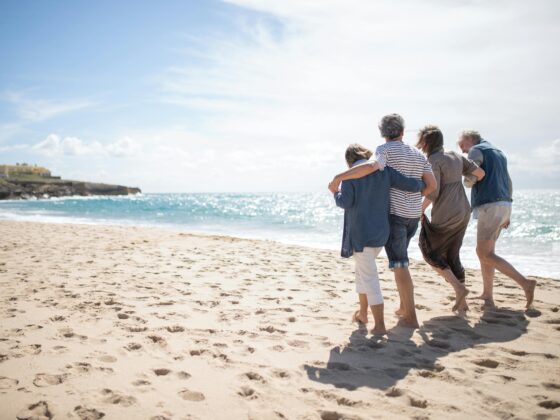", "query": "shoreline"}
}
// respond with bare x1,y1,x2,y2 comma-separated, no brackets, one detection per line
1,220,559,419
0,216,557,281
